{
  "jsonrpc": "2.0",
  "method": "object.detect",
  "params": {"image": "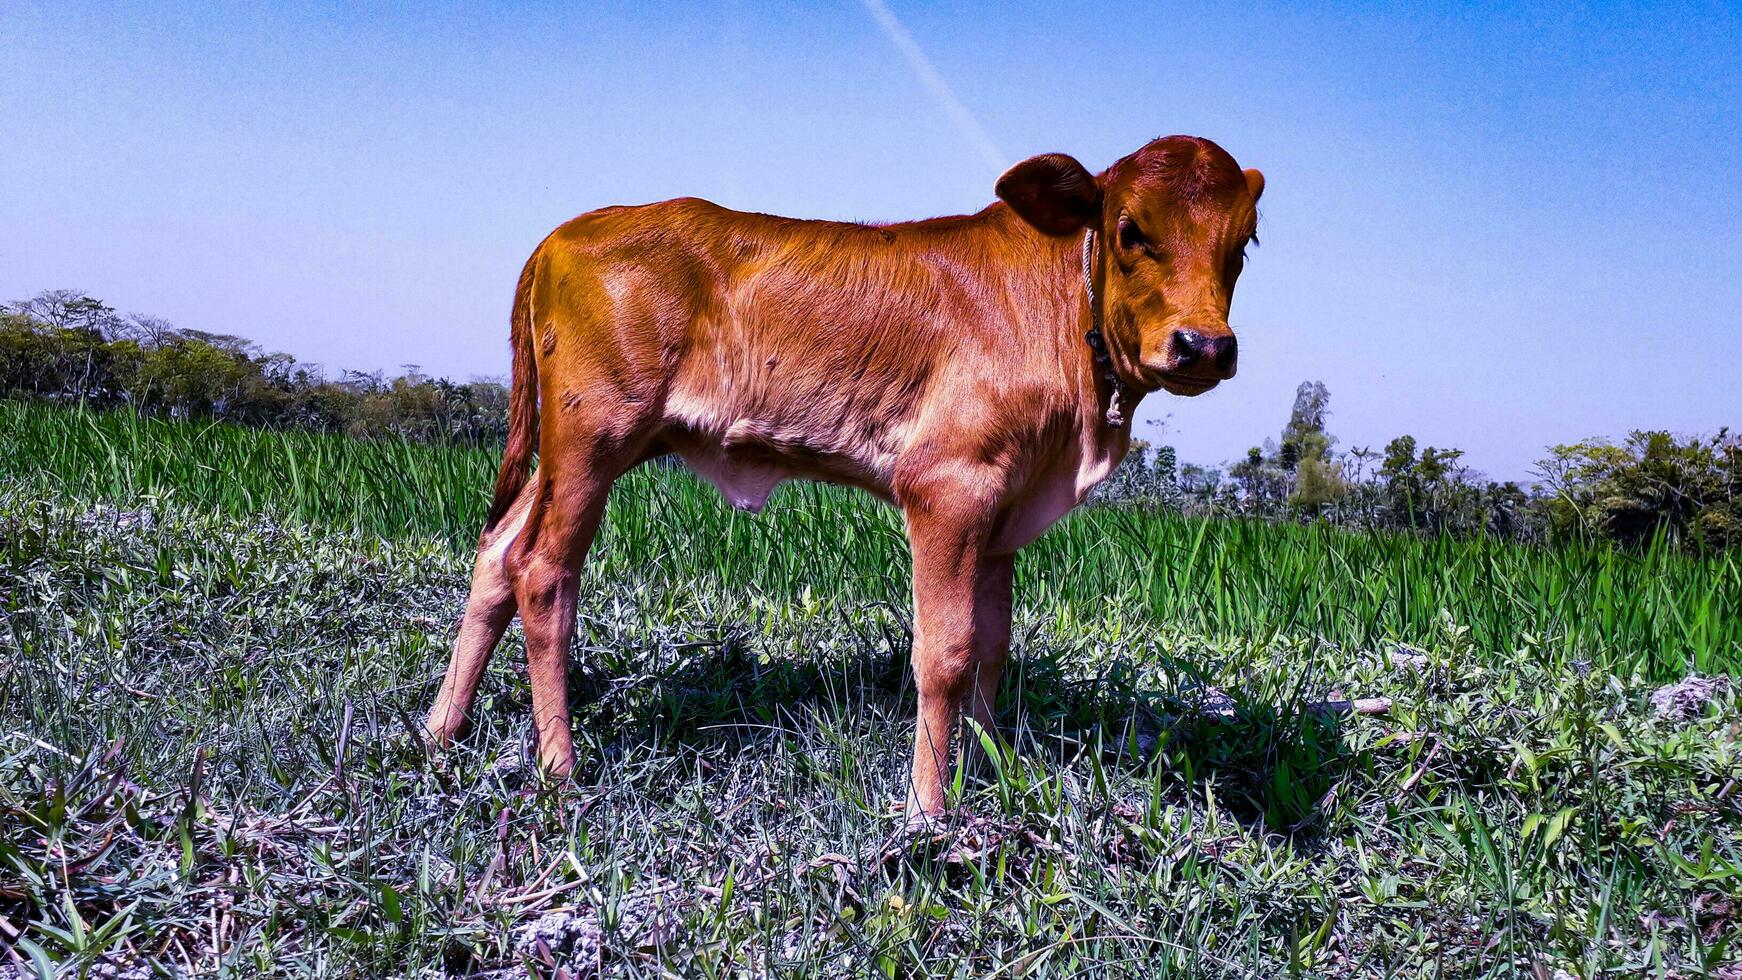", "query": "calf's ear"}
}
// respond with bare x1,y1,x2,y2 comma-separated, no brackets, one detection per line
995,153,1100,235
1244,168,1265,203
